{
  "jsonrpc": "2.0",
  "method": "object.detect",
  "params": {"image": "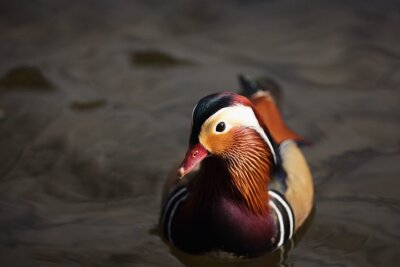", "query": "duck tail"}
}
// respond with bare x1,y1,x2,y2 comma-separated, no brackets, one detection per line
238,74,282,110
238,74,310,146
